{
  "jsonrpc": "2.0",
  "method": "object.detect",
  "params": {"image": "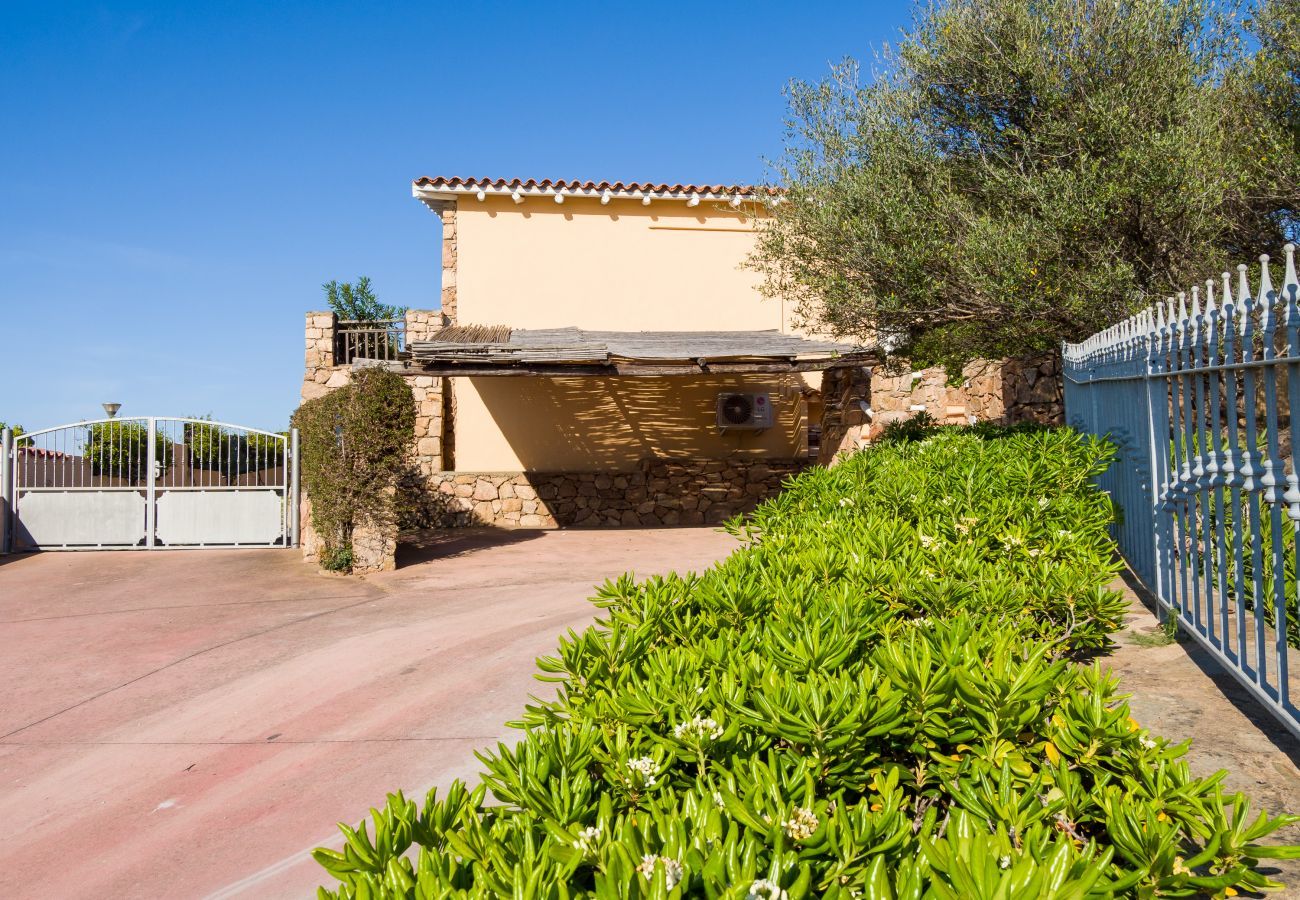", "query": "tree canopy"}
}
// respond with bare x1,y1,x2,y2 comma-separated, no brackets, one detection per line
751,0,1300,371
322,276,406,321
